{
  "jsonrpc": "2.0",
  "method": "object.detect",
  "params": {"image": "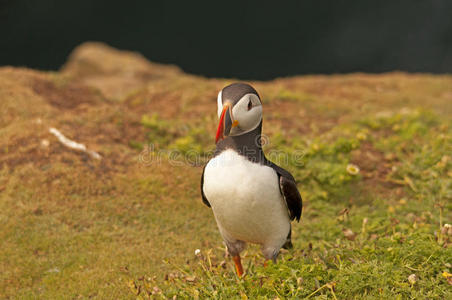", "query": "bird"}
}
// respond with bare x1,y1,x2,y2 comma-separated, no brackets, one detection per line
201,82,302,277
